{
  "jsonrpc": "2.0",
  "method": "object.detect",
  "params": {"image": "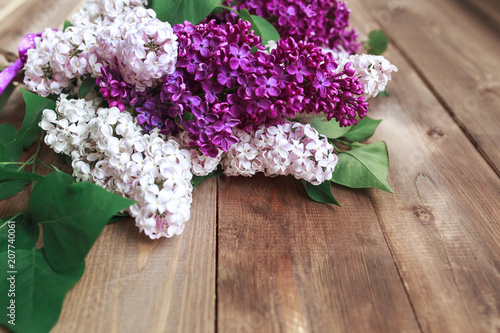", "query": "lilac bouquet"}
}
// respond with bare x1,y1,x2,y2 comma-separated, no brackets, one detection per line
1,0,397,239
